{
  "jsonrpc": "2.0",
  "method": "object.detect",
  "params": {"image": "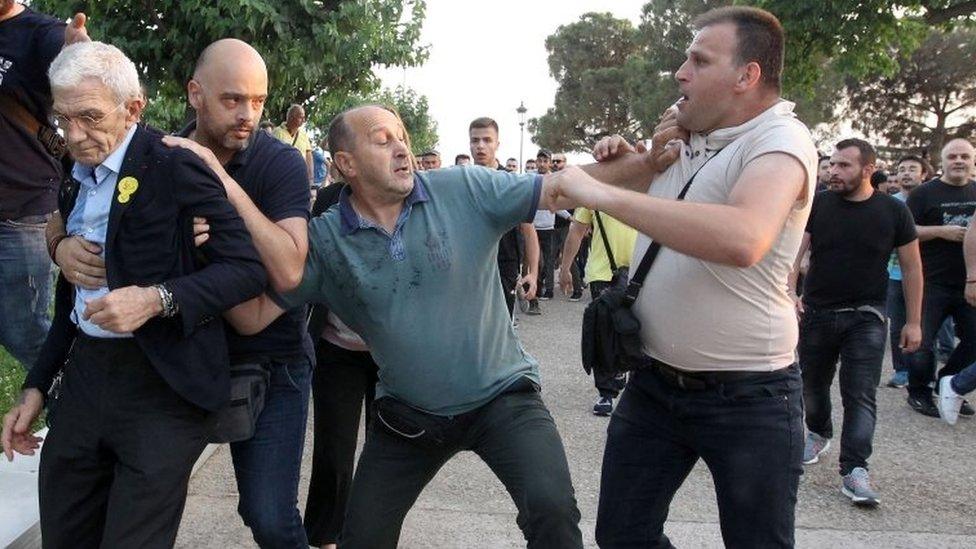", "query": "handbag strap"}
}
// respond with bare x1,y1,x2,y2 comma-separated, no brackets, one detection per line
624,146,726,305
593,211,618,272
